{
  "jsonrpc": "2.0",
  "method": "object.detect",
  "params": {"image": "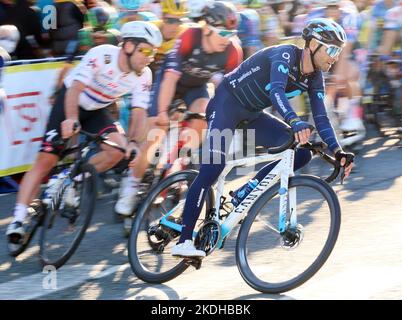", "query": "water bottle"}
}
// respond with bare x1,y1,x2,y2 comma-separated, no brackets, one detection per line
230,179,259,207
